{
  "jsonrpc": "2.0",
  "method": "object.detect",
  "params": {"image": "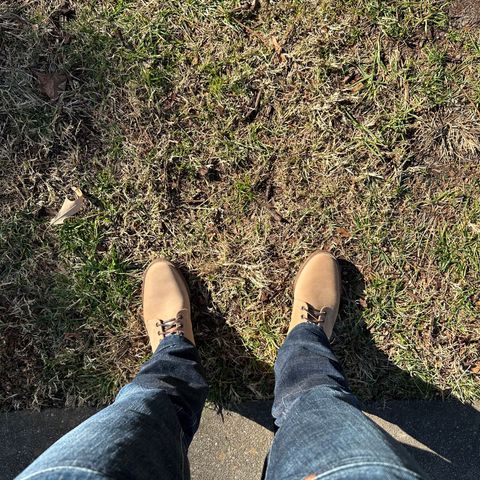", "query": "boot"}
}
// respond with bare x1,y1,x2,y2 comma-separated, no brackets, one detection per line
288,251,341,339
142,259,194,352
